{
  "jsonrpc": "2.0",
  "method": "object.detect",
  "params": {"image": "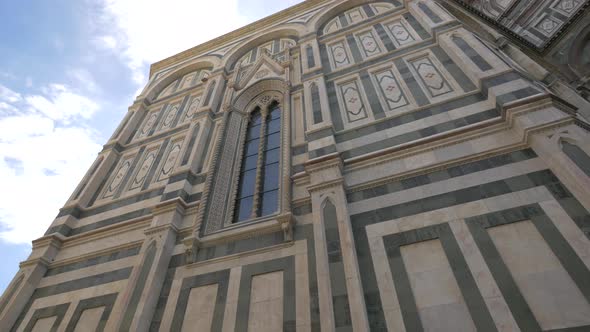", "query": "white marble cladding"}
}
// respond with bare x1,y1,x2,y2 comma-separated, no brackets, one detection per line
383,17,421,48
181,94,202,123
335,75,374,128
369,64,416,115
408,55,454,98
3,1,590,332
355,28,385,59
327,39,353,70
